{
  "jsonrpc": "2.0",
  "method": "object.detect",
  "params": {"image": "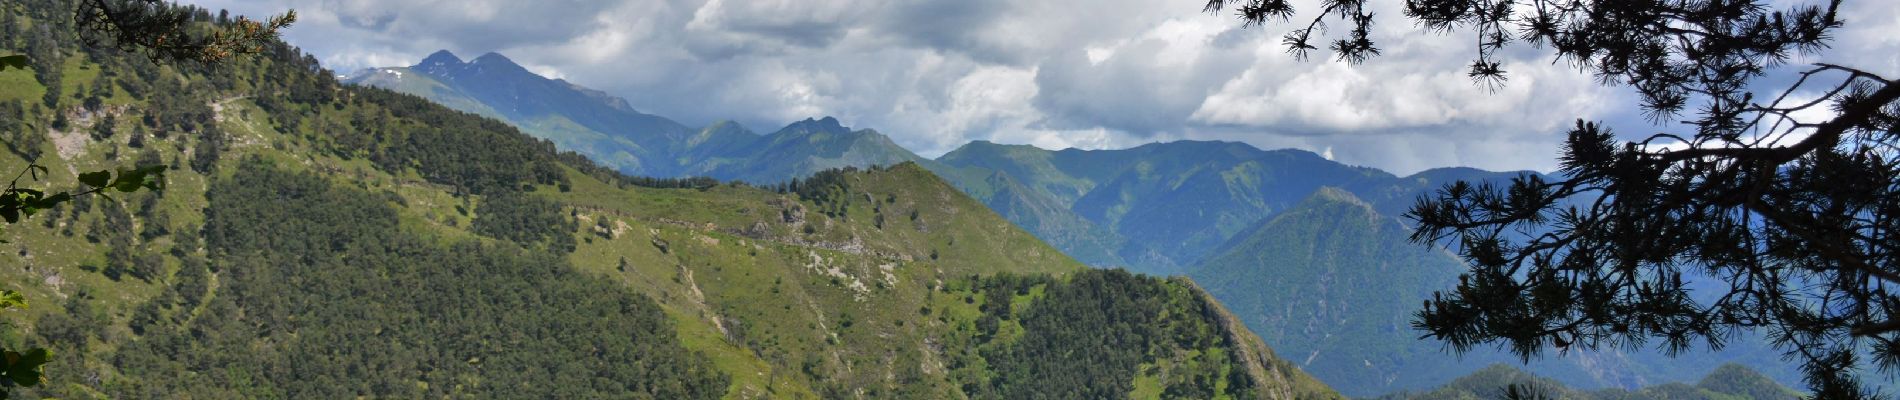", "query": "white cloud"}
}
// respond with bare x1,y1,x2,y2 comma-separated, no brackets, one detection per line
1830,0,1900,77
180,0,1899,175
